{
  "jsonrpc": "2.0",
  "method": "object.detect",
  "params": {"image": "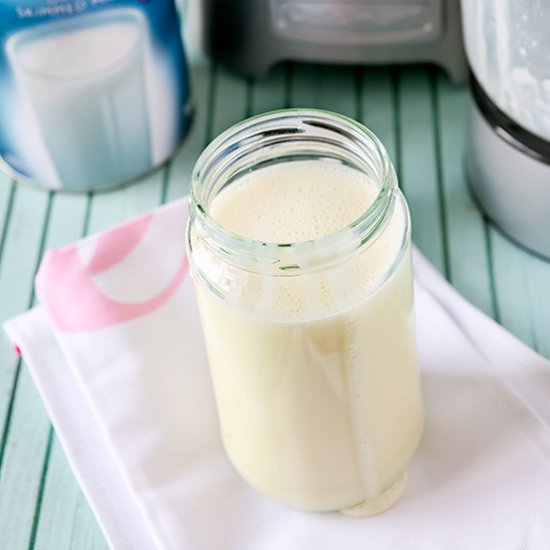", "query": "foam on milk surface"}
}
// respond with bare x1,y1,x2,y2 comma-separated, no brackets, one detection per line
211,161,377,243
194,160,423,512
208,160,406,320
